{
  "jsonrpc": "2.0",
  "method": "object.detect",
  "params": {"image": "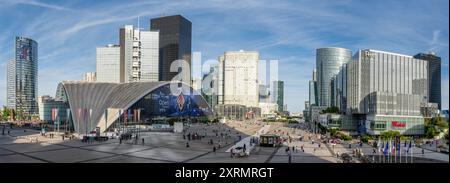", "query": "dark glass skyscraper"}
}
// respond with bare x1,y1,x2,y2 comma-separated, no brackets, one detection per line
414,52,442,110
150,15,192,82
6,37,38,119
